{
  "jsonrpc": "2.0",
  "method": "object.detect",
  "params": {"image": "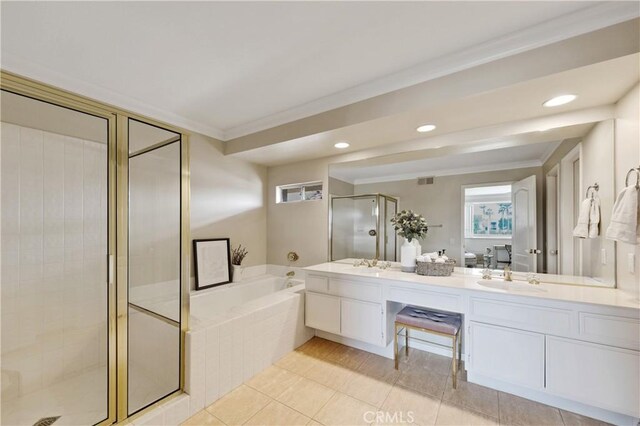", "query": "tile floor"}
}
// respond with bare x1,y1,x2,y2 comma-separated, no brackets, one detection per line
181,337,610,426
